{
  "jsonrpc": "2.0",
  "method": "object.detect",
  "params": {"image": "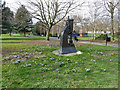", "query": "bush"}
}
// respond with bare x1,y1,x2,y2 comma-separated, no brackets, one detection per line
114,32,120,39
95,34,107,40
51,33,57,37
32,25,39,35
